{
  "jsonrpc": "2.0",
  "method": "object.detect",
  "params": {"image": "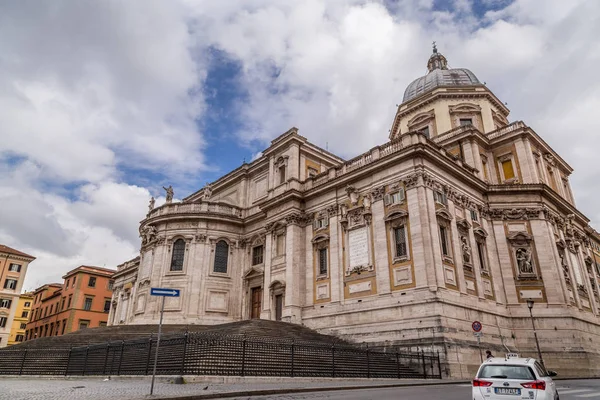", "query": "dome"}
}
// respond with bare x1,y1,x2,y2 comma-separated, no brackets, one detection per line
402,44,481,103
